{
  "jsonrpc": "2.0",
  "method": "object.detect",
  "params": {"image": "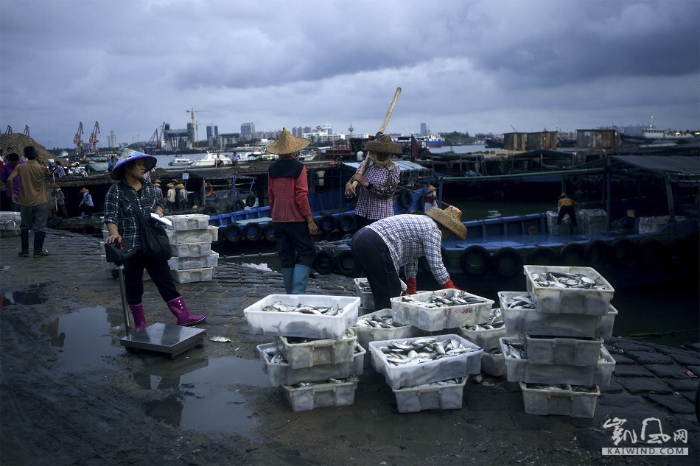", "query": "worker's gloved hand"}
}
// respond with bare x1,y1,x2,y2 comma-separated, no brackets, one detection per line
440,279,462,291
405,278,417,295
